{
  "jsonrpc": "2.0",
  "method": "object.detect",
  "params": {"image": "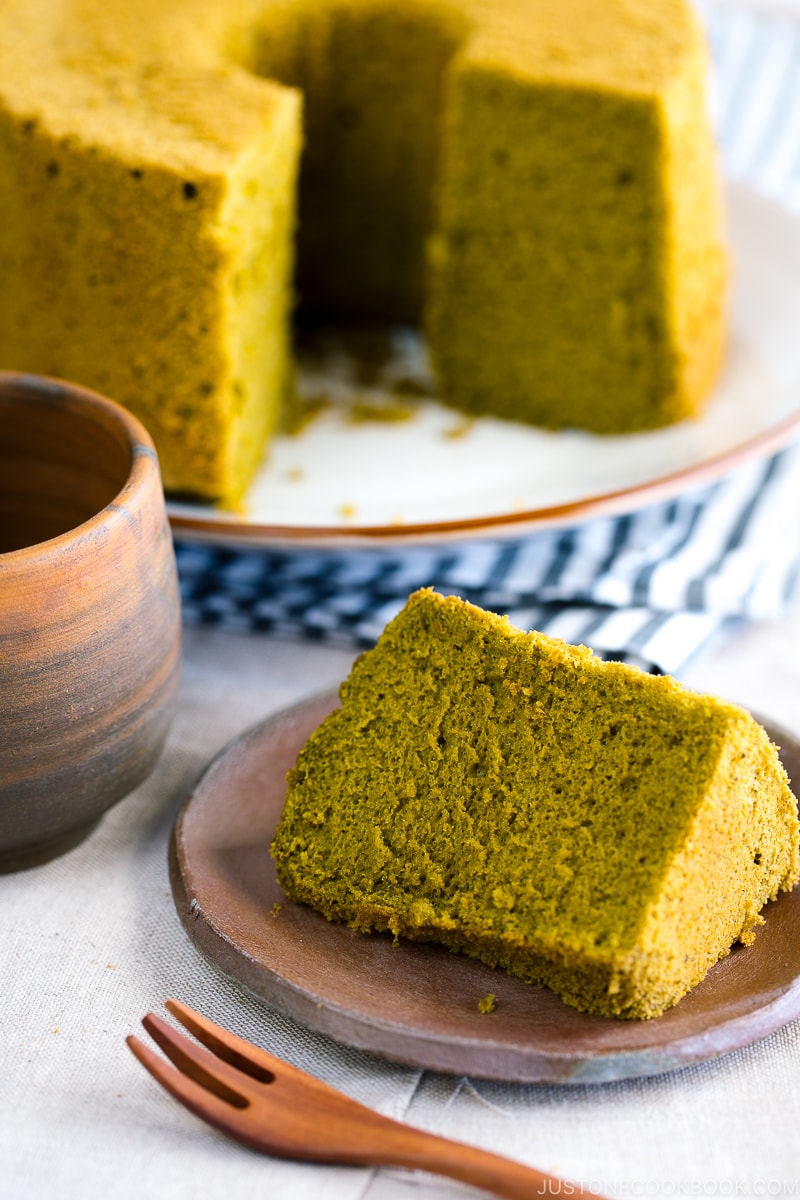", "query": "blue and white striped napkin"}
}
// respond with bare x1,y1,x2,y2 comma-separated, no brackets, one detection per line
175,2,800,676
